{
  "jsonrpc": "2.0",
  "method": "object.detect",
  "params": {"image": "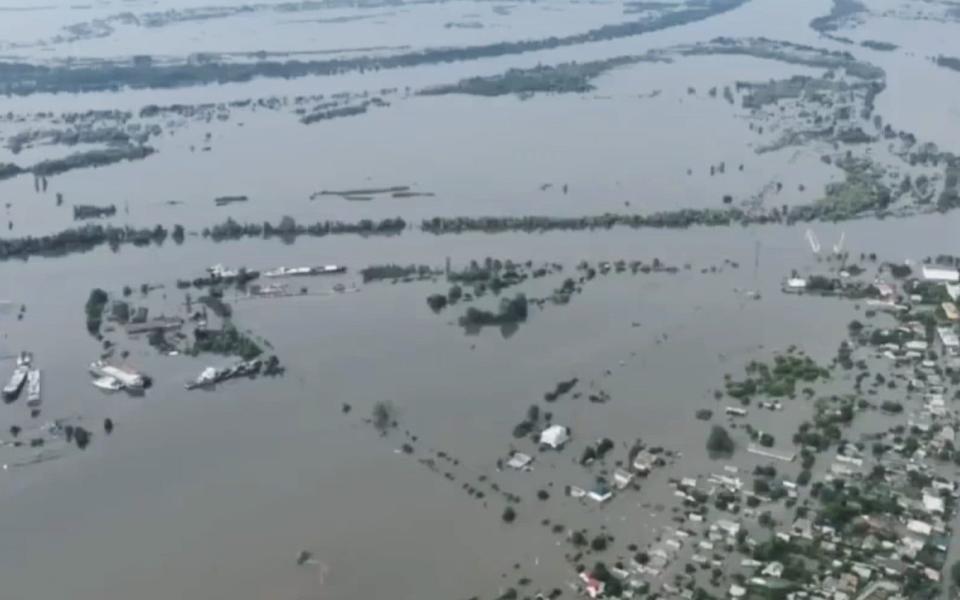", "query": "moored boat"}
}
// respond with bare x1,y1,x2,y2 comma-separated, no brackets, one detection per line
317,264,346,274
3,366,28,401
26,368,41,407
186,366,221,390
263,265,346,278
92,376,123,392
16,351,32,367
